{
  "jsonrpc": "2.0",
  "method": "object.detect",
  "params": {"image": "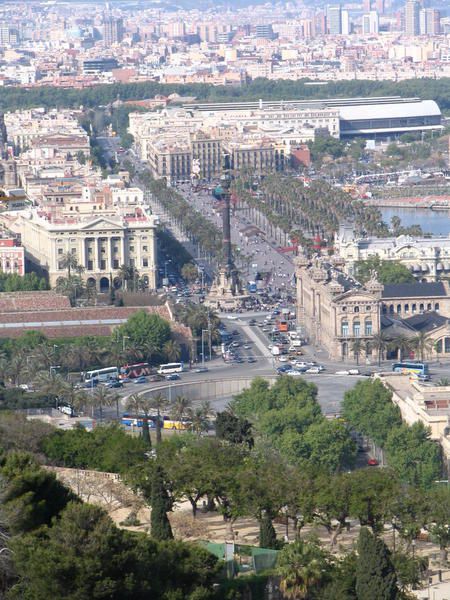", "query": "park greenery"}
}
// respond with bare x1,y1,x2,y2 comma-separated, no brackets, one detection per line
2,77,450,113
1,371,450,597
0,272,48,292
141,171,224,260
343,379,442,487
355,256,415,285
233,171,390,250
